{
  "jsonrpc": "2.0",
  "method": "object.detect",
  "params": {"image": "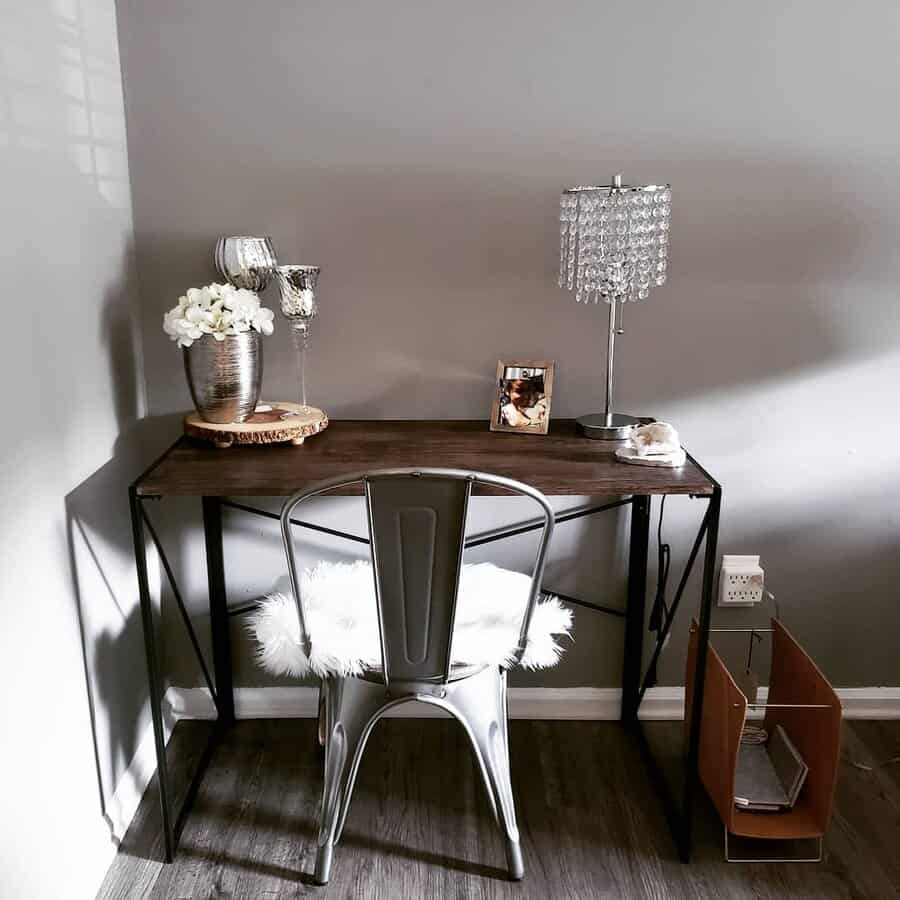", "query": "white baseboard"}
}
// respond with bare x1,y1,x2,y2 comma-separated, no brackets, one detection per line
829,687,900,719
104,711,173,843
633,686,900,721
164,686,625,720
164,684,900,723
